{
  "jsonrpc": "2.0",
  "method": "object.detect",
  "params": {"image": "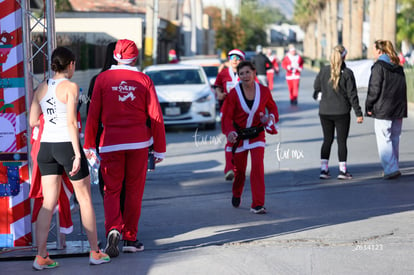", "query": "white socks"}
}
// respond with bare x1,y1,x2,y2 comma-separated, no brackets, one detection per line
321,159,329,171
321,160,347,172
339,162,347,173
